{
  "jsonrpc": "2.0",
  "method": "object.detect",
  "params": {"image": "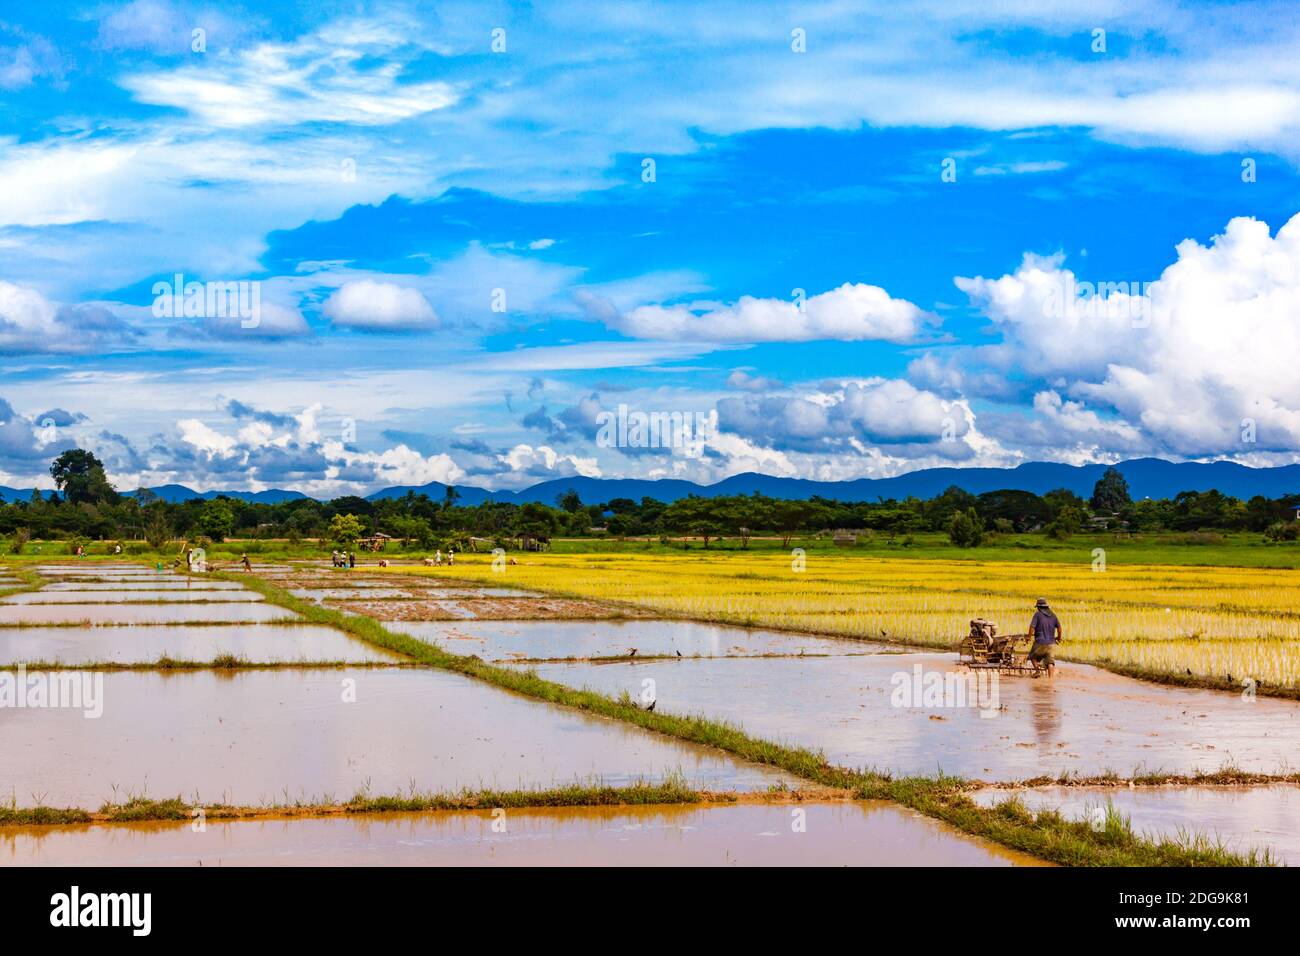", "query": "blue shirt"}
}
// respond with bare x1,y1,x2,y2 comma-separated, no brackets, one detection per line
1030,609,1059,644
